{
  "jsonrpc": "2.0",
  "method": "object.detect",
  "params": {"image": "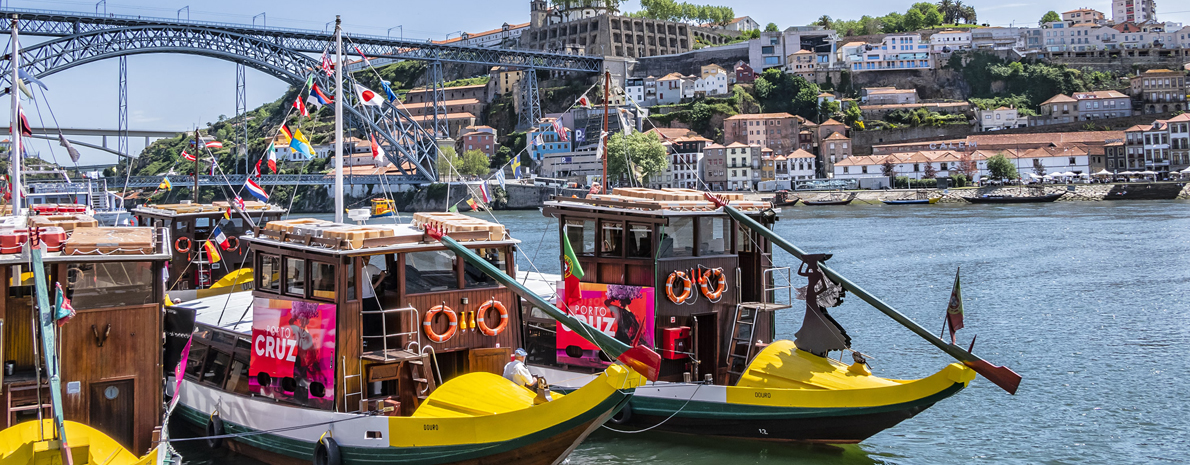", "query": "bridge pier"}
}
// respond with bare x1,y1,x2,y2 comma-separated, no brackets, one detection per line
519,67,541,130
